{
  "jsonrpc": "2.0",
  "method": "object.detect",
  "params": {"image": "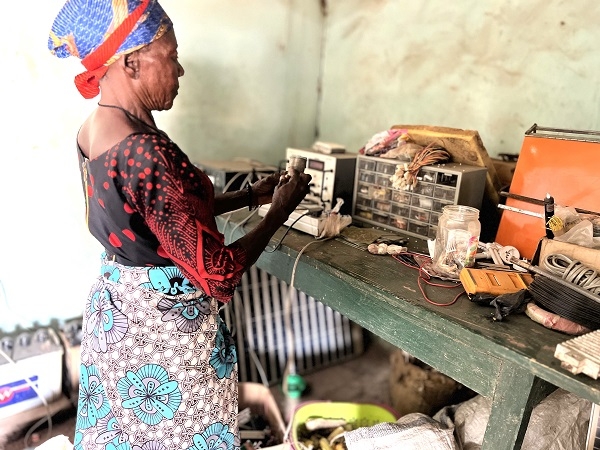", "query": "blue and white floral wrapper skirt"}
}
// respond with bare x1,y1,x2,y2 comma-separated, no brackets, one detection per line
74,255,240,450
